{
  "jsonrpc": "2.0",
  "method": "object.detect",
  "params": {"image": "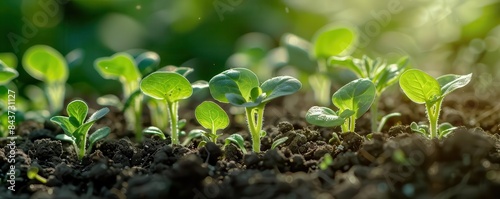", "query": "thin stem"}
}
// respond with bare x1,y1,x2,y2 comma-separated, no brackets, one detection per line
167,101,180,145
349,115,356,132
134,95,143,142
341,120,349,133
47,82,65,115
371,94,380,132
